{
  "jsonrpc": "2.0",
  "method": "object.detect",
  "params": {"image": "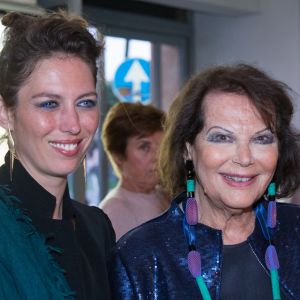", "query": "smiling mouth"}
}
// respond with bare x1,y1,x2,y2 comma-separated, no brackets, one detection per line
49,142,78,151
222,174,254,183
